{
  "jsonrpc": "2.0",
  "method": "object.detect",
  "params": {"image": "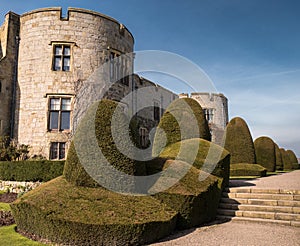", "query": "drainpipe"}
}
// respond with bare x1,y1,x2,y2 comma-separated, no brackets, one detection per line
10,35,20,139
